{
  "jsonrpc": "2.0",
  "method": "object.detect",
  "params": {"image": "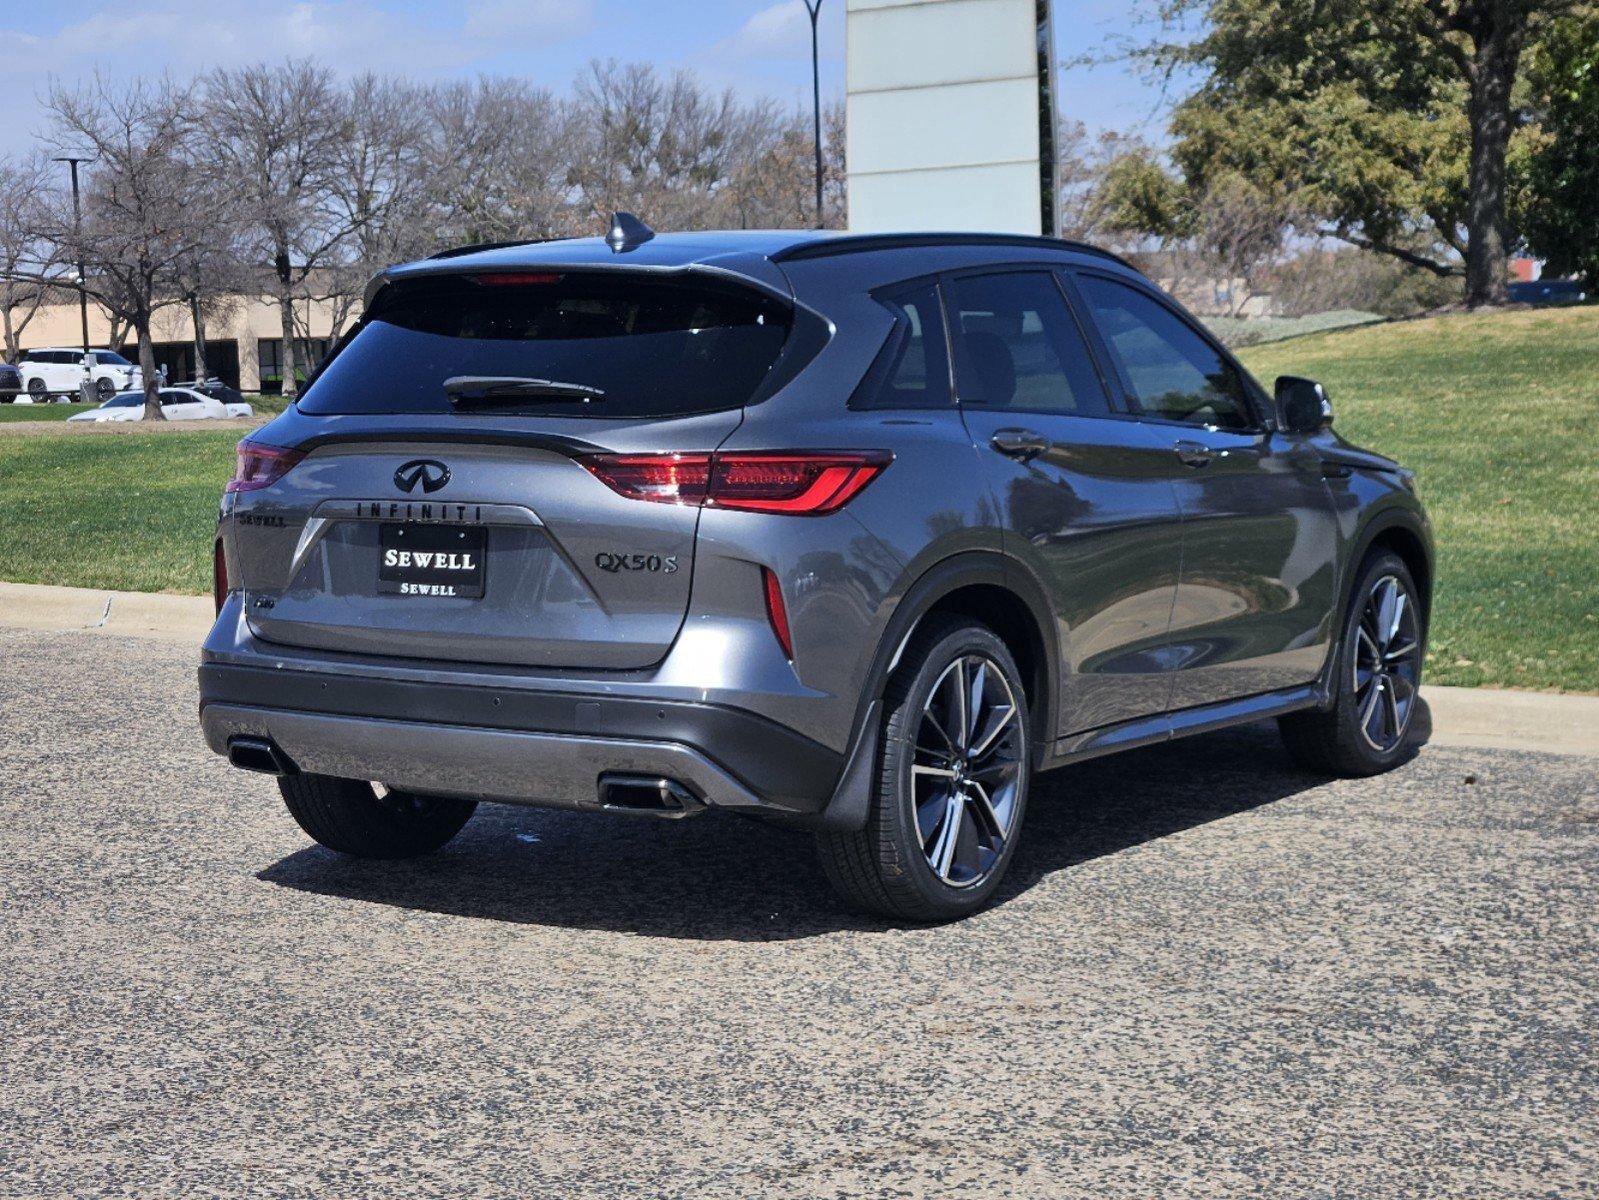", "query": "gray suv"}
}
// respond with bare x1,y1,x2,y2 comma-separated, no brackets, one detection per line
201,223,1432,921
